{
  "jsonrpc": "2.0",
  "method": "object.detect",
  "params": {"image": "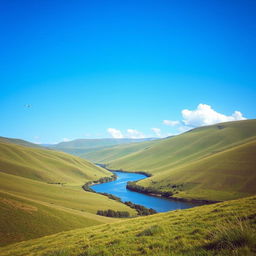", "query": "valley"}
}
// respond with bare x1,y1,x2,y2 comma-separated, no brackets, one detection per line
0,119,256,255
